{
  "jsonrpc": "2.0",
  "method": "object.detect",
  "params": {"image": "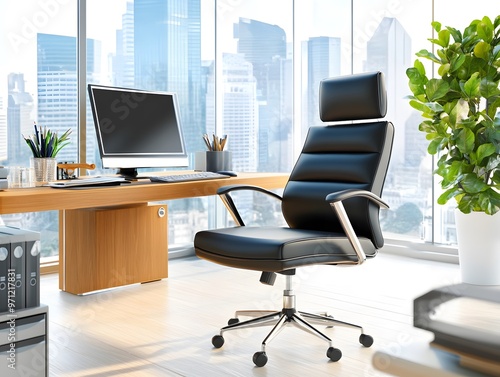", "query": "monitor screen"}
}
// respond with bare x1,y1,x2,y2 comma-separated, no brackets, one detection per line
88,84,188,178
